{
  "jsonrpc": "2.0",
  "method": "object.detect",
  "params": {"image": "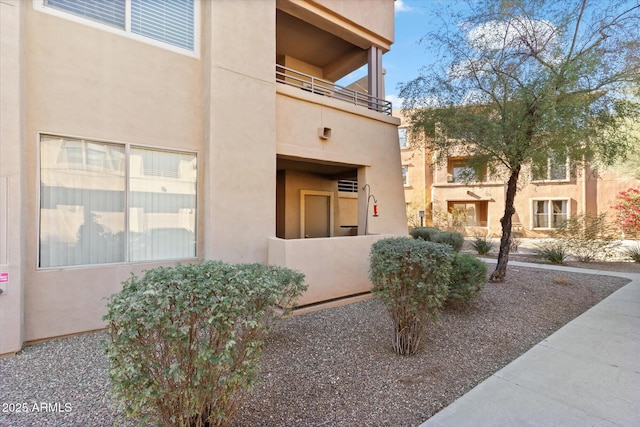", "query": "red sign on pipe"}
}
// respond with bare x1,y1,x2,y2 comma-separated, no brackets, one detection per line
0,272,8,283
